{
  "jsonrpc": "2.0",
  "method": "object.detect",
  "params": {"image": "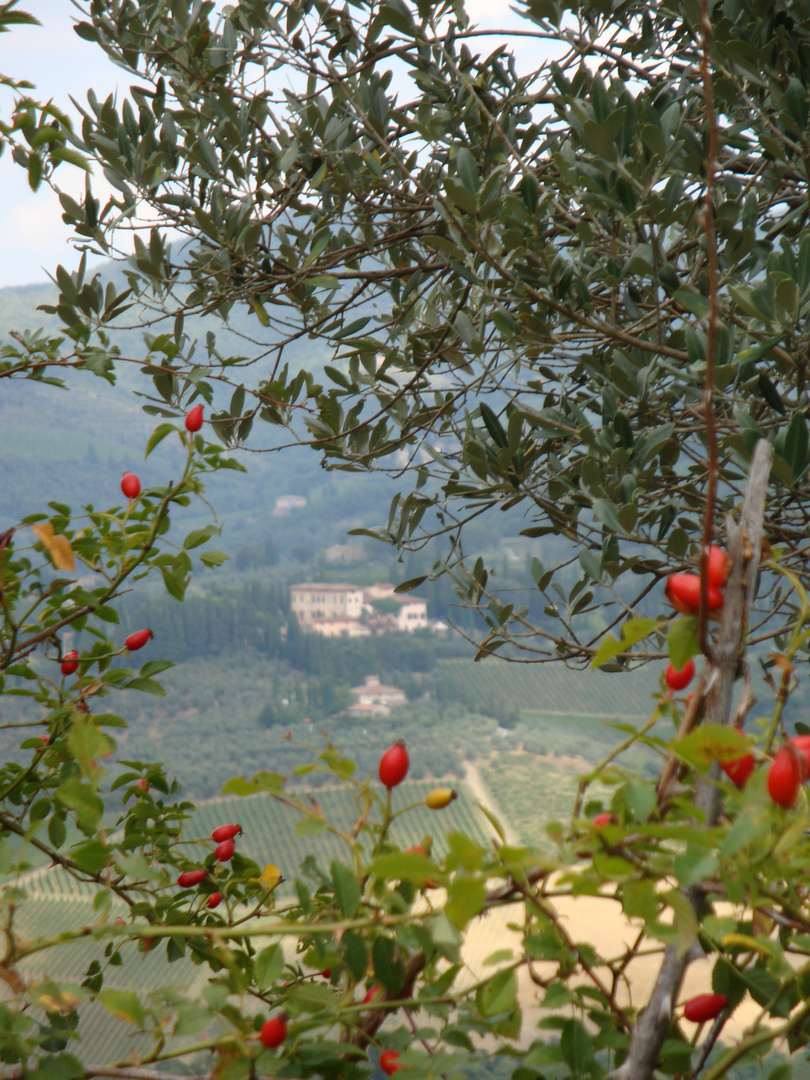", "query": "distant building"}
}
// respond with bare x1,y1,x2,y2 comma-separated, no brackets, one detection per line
273,495,307,516
290,583,365,627
394,597,428,632
325,544,364,564
290,582,428,636
348,675,407,717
